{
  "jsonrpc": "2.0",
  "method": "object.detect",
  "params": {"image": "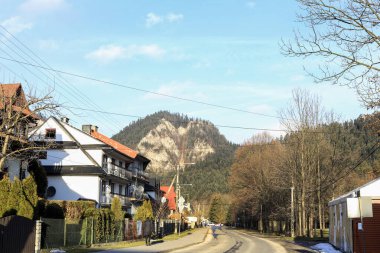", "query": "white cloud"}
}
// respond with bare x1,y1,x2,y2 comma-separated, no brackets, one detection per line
20,0,67,14
38,39,59,50
145,12,184,28
1,16,33,34
86,44,166,63
167,13,184,22
146,13,163,28
128,44,166,59
246,1,256,9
